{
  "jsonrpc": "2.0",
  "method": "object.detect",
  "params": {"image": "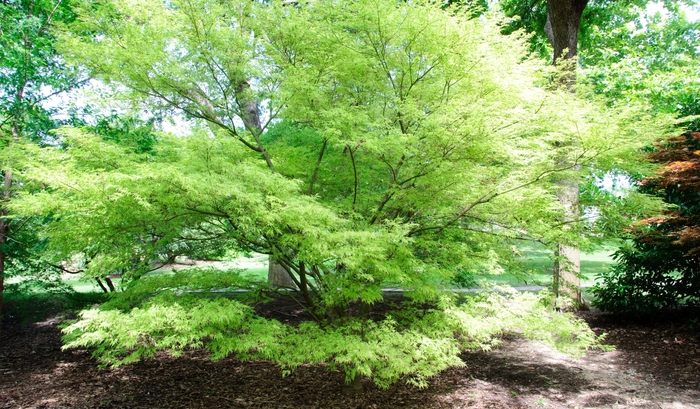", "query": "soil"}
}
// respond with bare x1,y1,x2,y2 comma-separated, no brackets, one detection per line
1,297,699,409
